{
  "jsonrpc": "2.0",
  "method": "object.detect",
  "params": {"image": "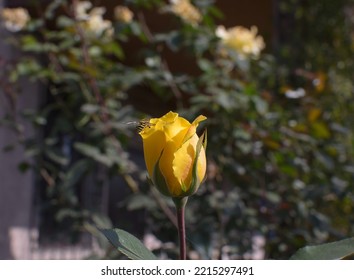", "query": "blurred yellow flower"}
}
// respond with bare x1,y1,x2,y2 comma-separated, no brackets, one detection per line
139,111,207,198
114,6,133,23
169,0,202,26
1,7,30,32
216,25,265,57
75,1,92,20
74,2,113,37
86,8,113,36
